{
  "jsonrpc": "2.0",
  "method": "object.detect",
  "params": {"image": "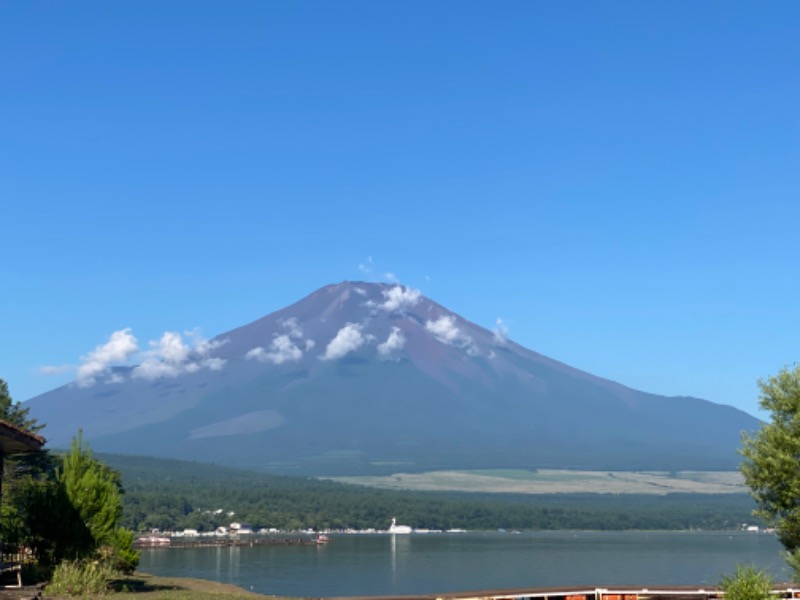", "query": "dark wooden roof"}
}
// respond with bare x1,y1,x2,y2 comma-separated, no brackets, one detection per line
0,420,45,455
